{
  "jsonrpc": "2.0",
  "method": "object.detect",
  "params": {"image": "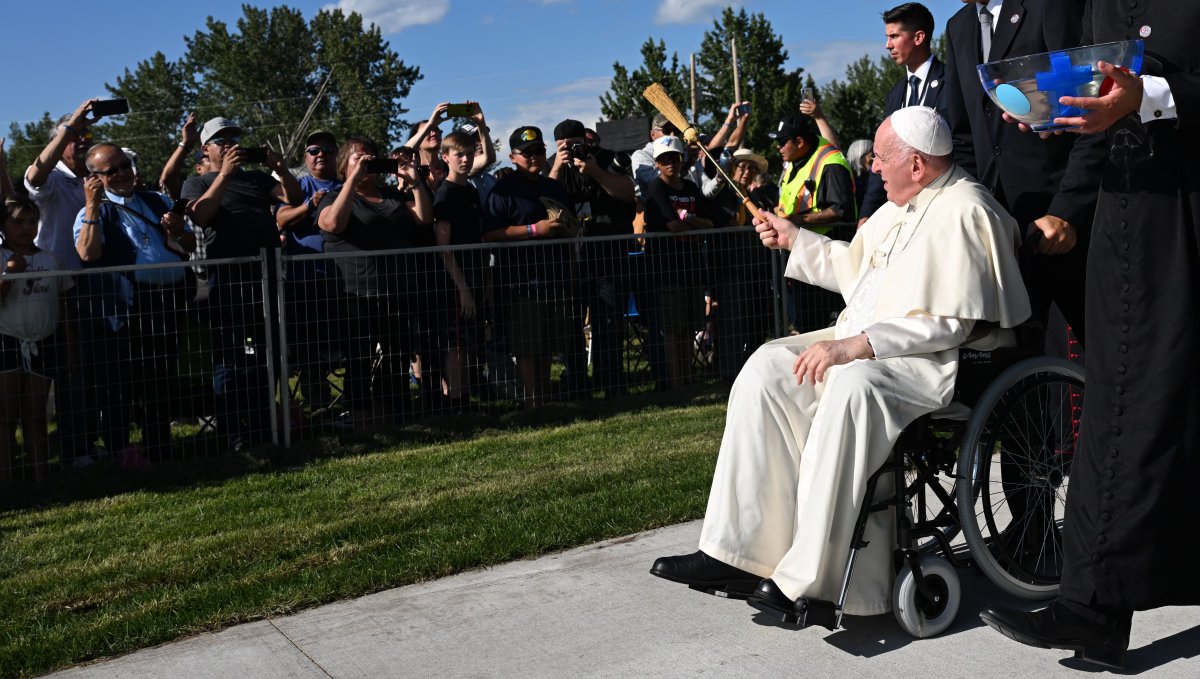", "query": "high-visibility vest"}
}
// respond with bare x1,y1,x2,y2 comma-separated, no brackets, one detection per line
777,138,854,234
